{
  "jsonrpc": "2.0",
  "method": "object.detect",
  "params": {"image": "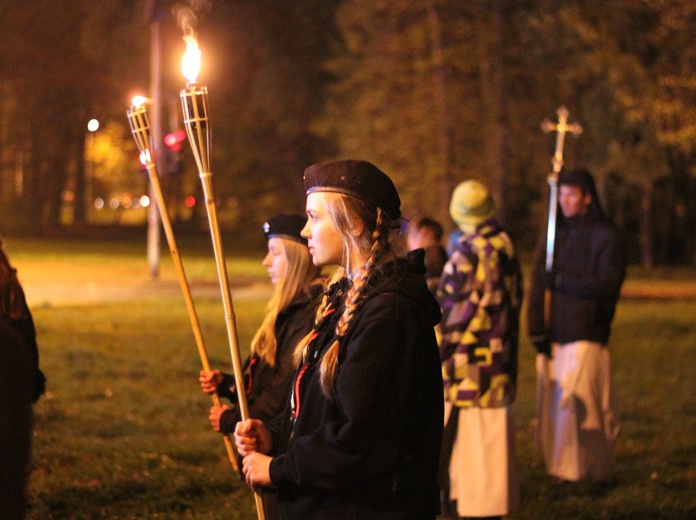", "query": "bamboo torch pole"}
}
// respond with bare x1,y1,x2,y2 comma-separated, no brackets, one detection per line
178,38,265,520
126,99,239,473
